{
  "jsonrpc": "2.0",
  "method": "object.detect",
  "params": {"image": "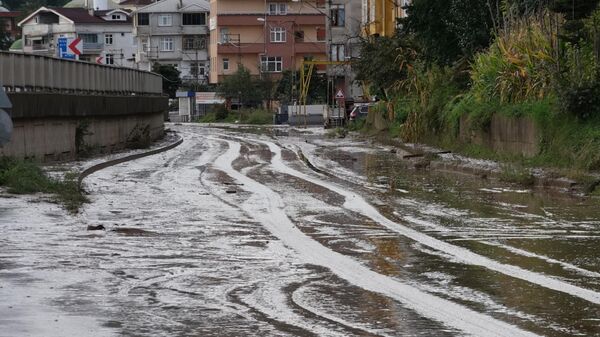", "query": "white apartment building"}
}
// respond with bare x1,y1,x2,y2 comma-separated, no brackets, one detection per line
19,4,138,68
133,0,210,83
